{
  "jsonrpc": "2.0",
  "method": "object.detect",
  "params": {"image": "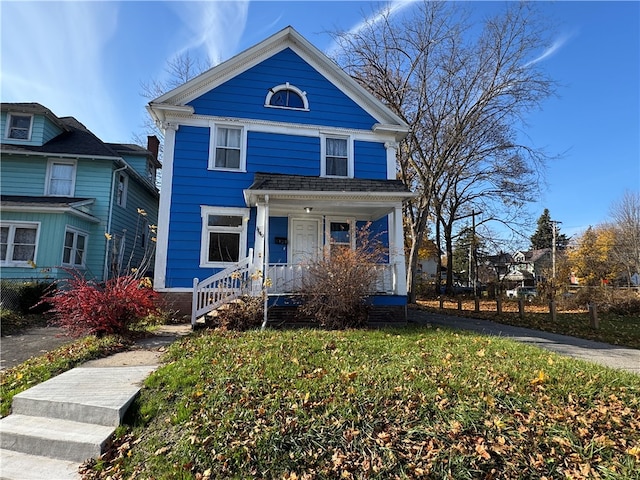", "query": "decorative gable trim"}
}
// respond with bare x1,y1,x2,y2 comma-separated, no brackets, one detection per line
148,27,408,138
